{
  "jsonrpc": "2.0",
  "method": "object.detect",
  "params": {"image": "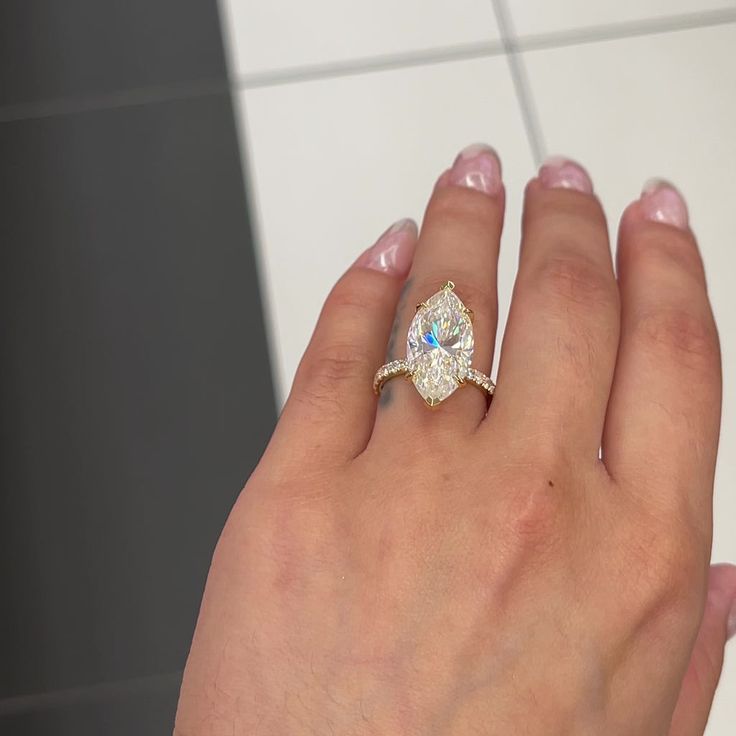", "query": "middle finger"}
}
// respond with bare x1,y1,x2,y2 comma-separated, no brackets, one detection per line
486,158,620,461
